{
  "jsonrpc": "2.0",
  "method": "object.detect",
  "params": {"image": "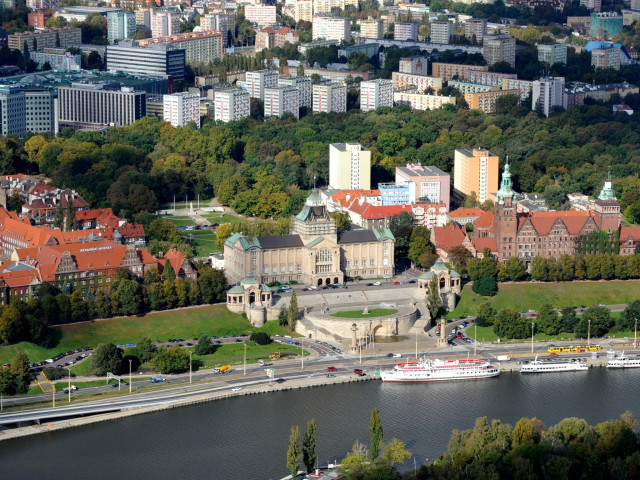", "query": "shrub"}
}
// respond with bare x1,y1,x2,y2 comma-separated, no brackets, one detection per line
43,367,75,380
472,275,498,296
250,332,272,345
